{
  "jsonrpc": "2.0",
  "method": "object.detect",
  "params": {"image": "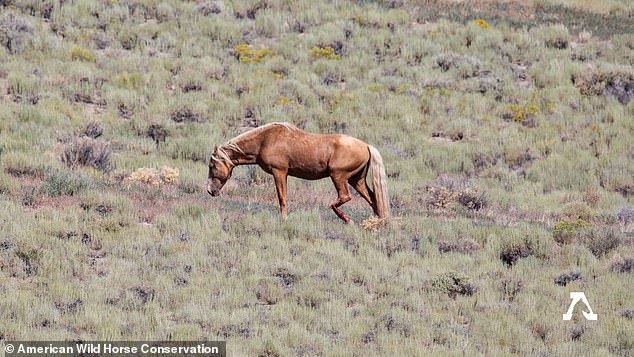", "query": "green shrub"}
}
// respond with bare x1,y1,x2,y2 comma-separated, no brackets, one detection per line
174,204,206,219
526,151,597,192
170,108,204,123
70,46,96,62
562,201,595,221
578,227,622,257
61,137,111,171
113,72,143,89
13,248,39,277
7,73,38,96
535,24,570,49
0,172,19,195
166,138,207,162
351,14,383,29
529,59,580,89
117,27,139,50
501,277,522,302
199,18,241,45
0,10,35,54
499,234,548,267
40,168,93,196
572,69,634,104
21,185,38,206
553,219,592,245
197,0,224,16
434,53,482,78
554,271,583,286
233,44,273,63
177,178,200,194
16,106,43,122
309,46,341,60
504,103,541,127
430,272,476,298
255,278,284,305
500,242,533,267
2,152,42,177
437,238,481,254
146,123,168,148
83,120,104,139
456,187,487,211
